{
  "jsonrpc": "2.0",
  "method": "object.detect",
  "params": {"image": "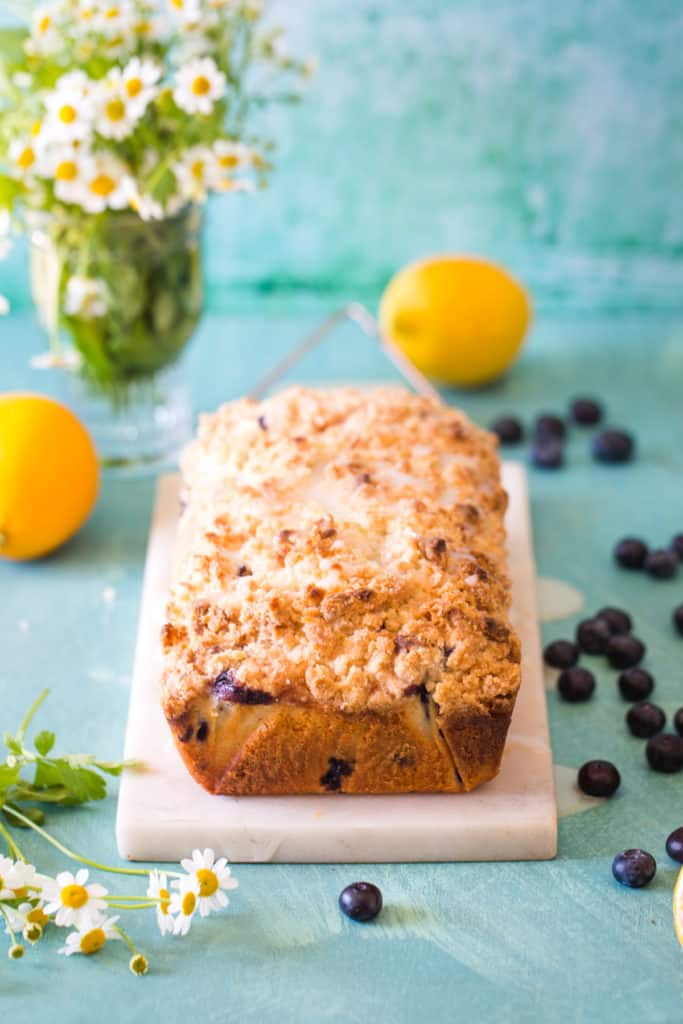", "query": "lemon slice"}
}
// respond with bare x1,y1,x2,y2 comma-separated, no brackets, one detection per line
674,866,683,946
